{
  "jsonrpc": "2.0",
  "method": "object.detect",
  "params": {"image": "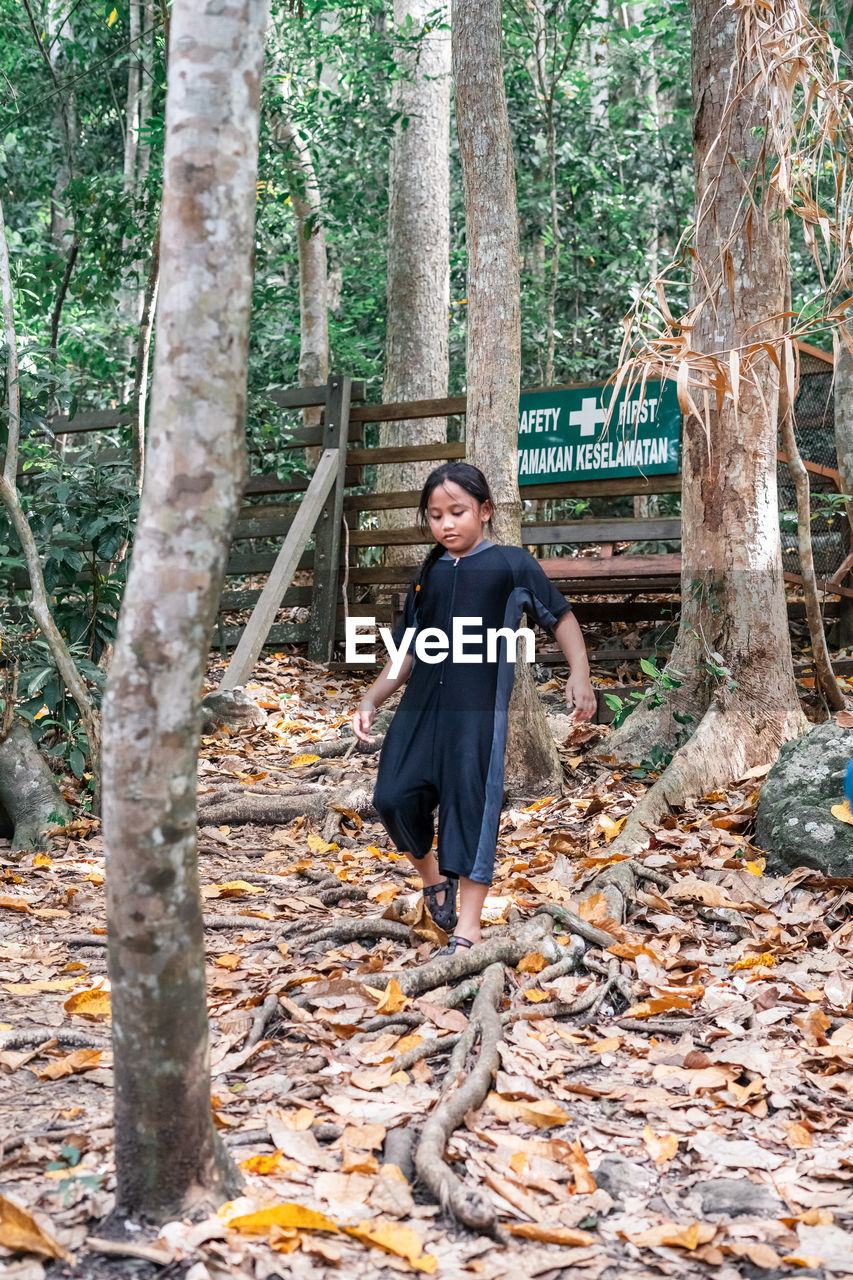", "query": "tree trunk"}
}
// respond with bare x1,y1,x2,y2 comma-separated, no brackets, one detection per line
833,342,853,643
453,0,562,795
0,722,71,855
378,0,451,563
599,0,806,845
102,0,268,1223
274,102,329,452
